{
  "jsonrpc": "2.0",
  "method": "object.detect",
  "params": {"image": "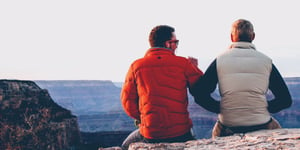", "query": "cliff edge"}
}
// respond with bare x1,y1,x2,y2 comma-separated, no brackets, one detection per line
0,80,80,150
100,128,300,150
